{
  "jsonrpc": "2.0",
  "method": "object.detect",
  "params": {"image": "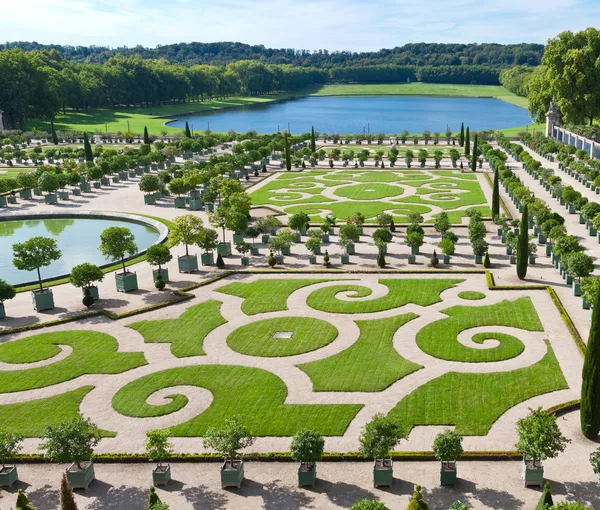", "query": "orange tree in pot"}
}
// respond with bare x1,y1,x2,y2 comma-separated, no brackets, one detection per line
146,429,173,486
290,428,325,488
